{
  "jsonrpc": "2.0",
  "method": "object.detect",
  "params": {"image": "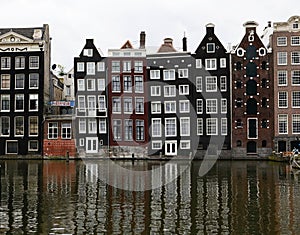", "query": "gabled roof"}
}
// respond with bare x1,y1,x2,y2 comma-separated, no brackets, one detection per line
0,30,34,43
0,27,45,41
157,38,177,53
121,40,134,49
